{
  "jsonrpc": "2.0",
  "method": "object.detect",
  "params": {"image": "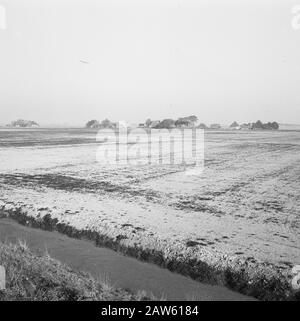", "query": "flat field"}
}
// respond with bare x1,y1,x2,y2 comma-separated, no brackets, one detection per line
0,128,299,300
